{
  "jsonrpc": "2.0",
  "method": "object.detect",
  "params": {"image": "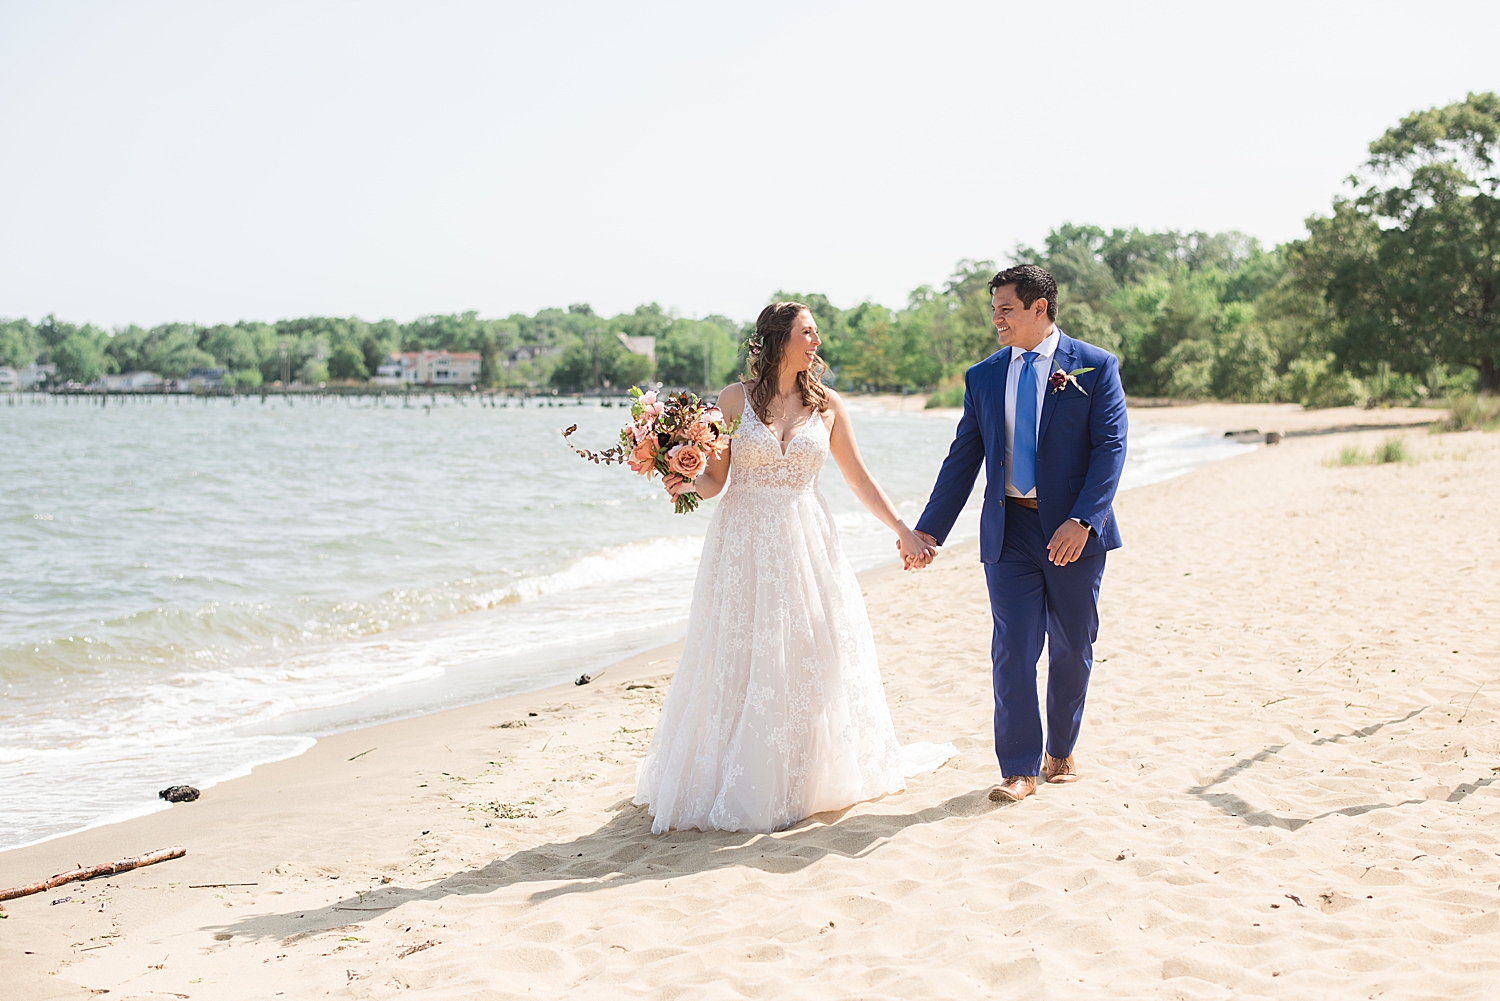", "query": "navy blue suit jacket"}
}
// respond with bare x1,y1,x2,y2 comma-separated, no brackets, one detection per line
915,331,1127,563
